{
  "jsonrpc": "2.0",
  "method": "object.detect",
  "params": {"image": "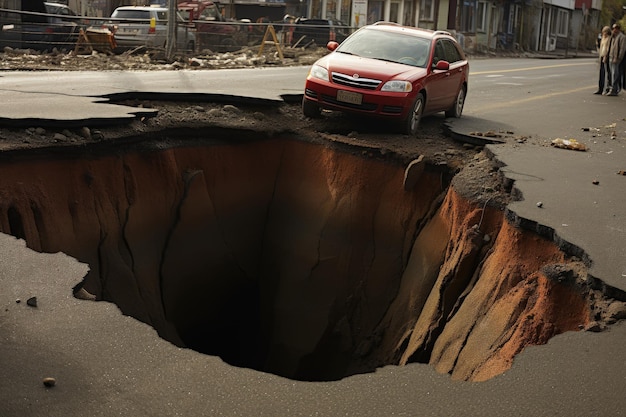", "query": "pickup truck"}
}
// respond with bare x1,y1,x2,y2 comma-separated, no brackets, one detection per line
177,0,246,51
